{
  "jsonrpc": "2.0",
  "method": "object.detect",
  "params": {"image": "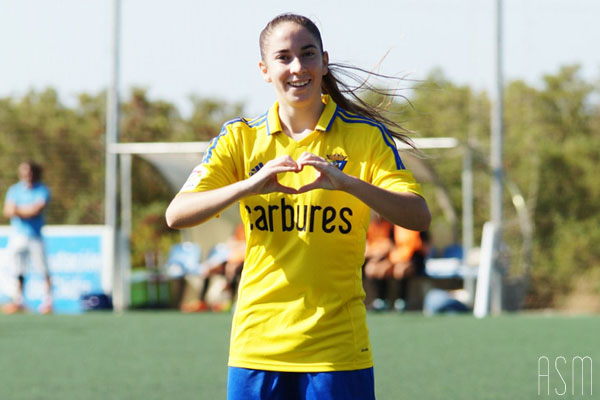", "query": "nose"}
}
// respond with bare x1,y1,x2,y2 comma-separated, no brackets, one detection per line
289,56,305,74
